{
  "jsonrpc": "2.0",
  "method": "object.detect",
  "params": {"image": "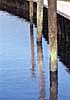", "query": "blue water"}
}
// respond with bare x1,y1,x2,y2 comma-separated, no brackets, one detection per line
0,11,70,100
